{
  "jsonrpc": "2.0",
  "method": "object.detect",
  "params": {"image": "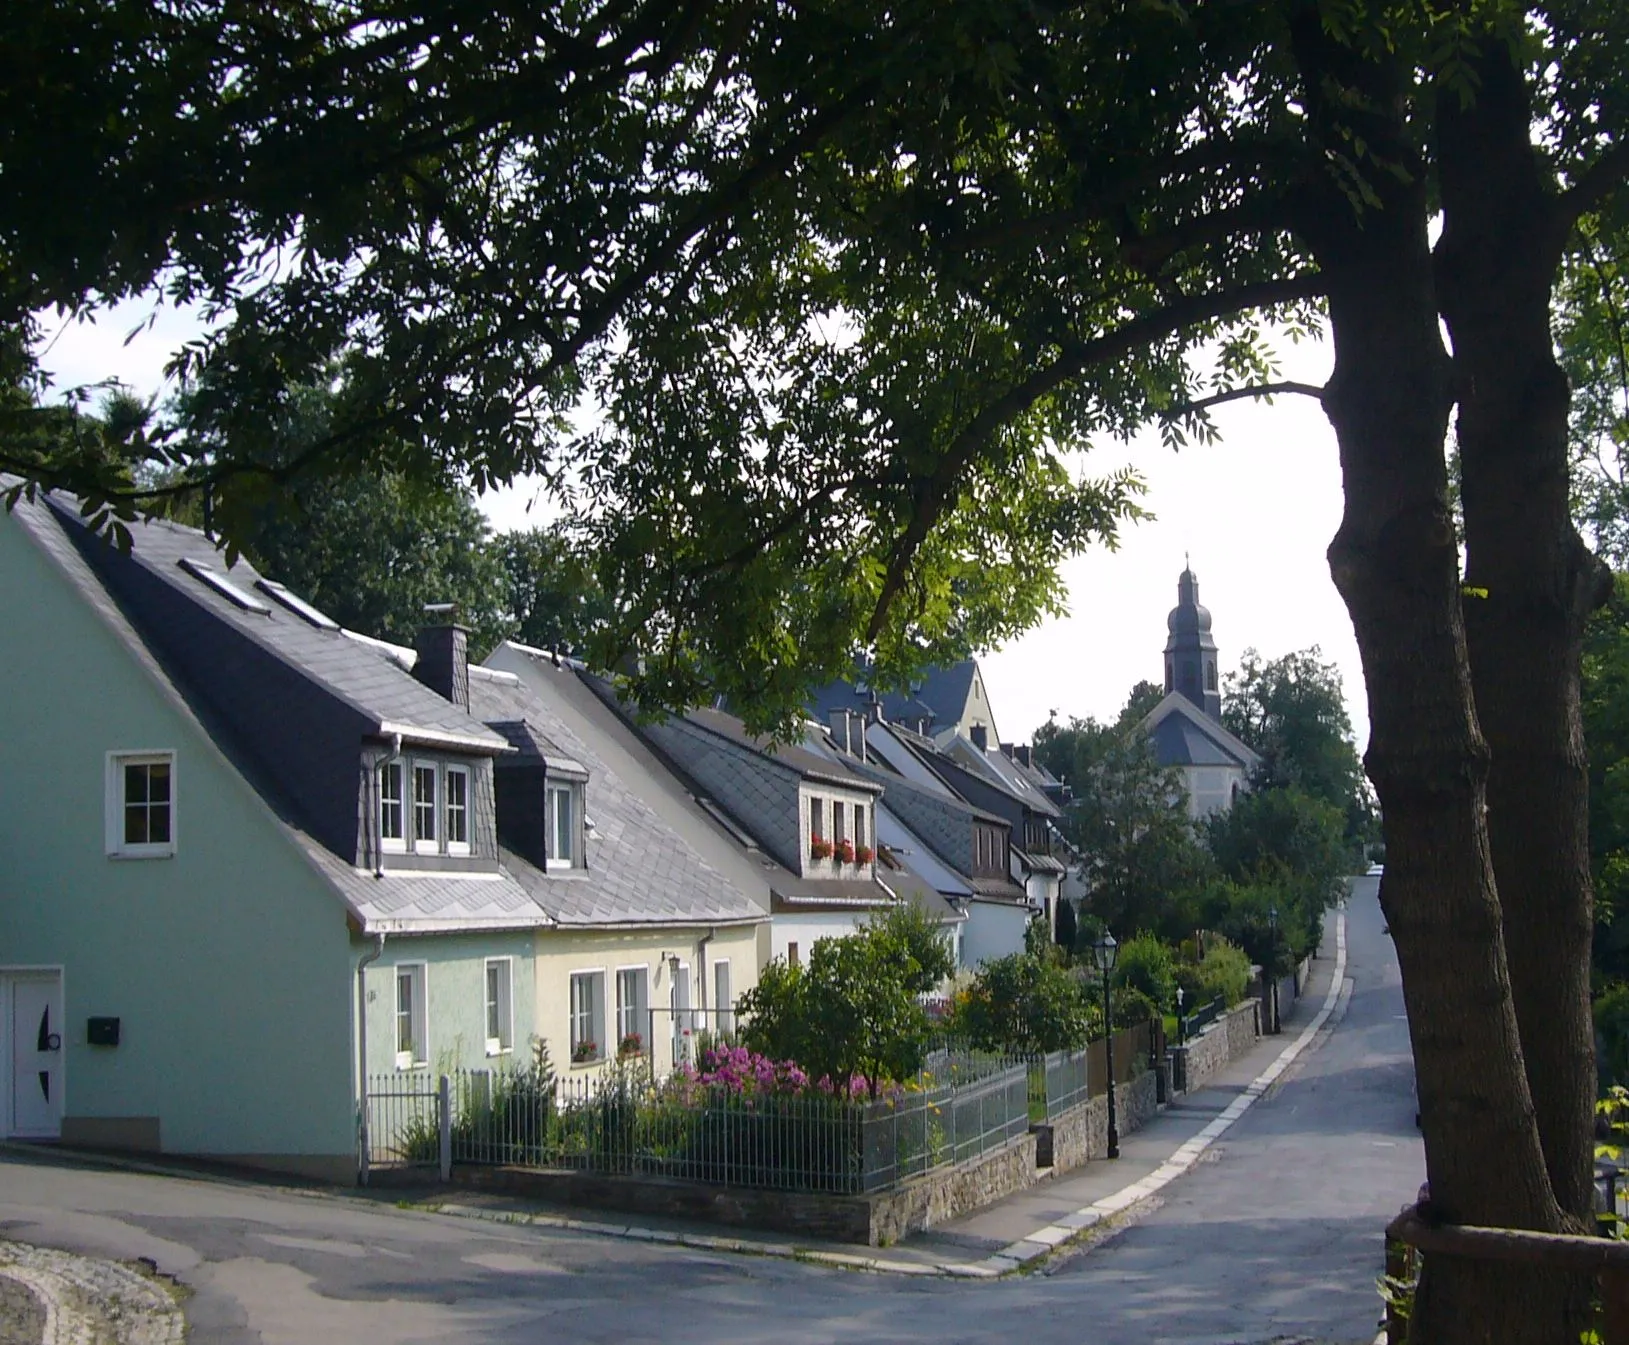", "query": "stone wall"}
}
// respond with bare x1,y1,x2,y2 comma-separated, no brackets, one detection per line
1169,1000,1259,1094
1044,1068,1159,1175
869,1132,1039,1246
